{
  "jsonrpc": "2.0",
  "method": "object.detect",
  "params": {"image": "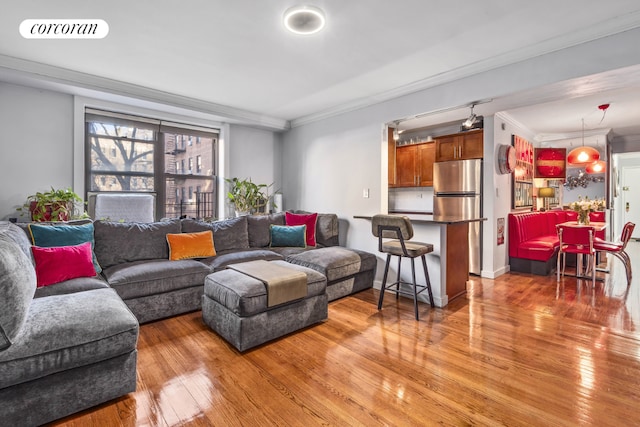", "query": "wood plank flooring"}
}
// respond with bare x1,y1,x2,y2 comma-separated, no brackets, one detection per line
49,243,640,426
